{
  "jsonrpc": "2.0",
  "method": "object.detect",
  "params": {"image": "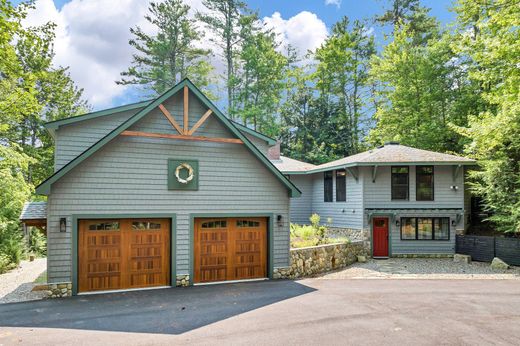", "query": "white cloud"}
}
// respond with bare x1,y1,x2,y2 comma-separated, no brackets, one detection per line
263,11,328,58
325,0,341,8
22,2,329,108
23,0,204,108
